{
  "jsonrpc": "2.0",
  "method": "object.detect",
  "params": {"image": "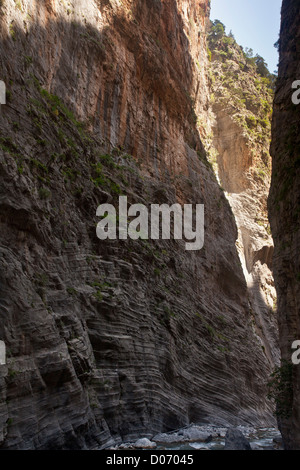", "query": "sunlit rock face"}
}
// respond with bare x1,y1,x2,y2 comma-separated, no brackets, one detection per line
268,0,300,451
207,27,279,374
0,0,278,449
